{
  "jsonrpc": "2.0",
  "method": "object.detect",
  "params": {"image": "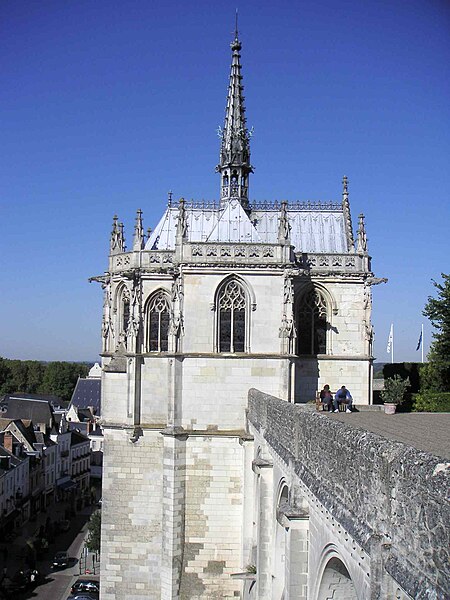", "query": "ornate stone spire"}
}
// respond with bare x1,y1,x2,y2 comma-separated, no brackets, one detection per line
133,209,144,251
110,215,125,254
217,26,253,210
356,213,368,253
341,176,354,252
